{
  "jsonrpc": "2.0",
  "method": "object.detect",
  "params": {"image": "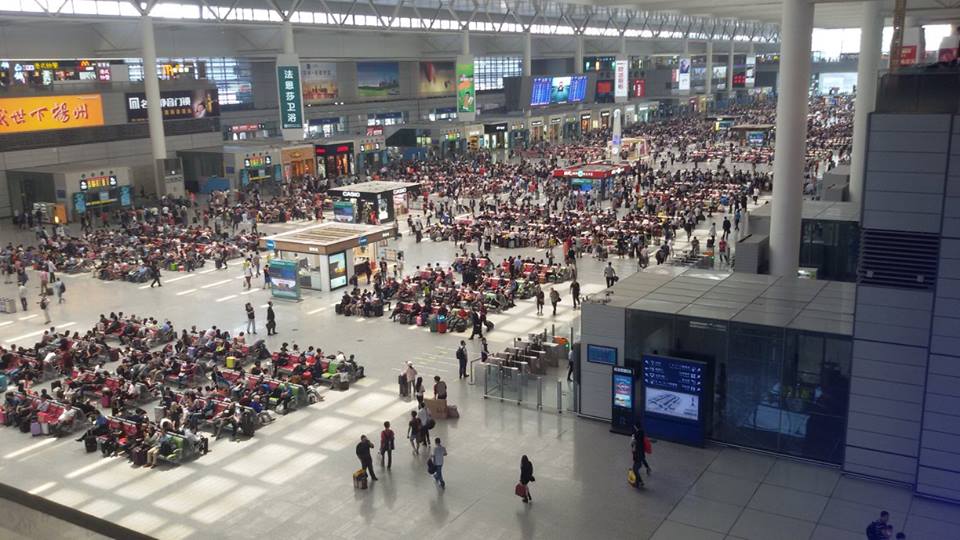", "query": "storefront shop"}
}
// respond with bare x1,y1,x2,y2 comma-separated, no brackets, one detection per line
483,122,508,150
579,112,592,134
563,116,578,141
306,117,346,139
7,165,133,221
367,111,405,127
438,129,463,156
547,117,563,143
358,130,388,174
578,270,853,465
225,123,269,141
222,144,282,190
327,181,421,225
599,110,612,129
465,126,483,152
315,141,355,179
280,145,315,182
529,119,544,143
509,121,527,149
259,222,398,293
427,107,457,122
